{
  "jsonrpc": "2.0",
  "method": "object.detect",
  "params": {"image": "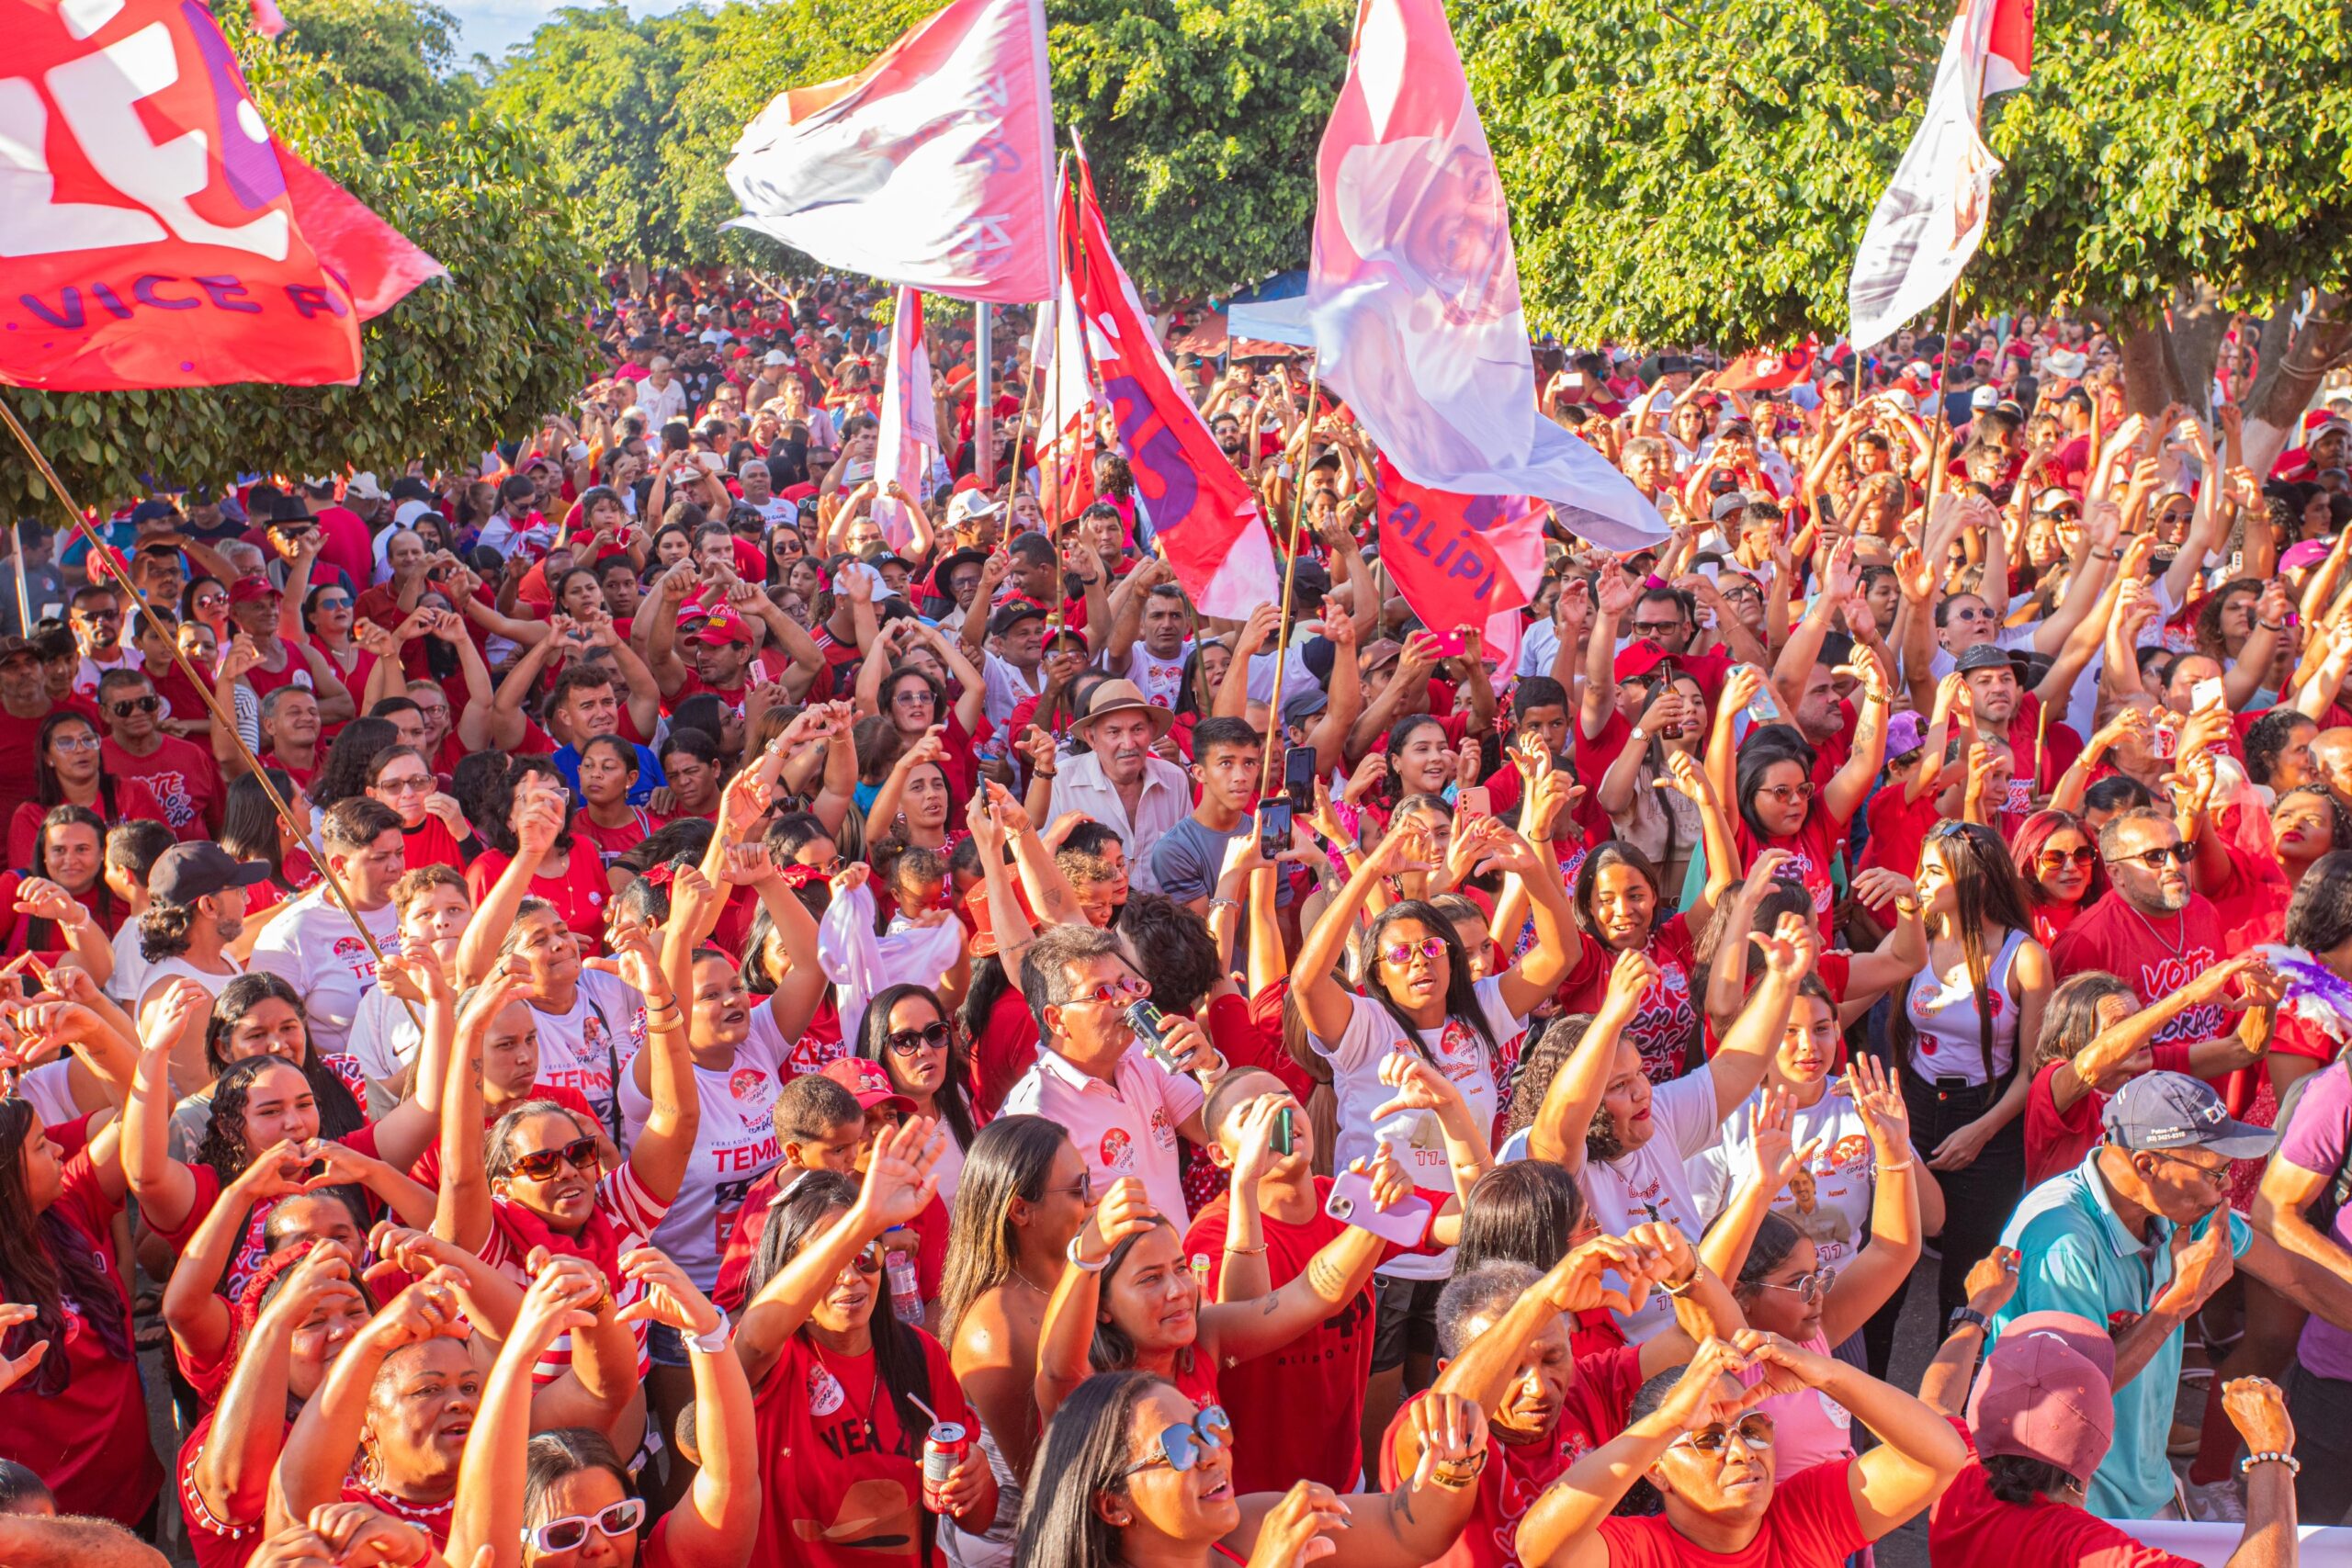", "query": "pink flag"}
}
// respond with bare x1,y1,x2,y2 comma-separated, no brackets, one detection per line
872,288,936,548
1306,0,1664,552
1062,154,1278,619
723,0,1055,304
1374,457,1541,670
